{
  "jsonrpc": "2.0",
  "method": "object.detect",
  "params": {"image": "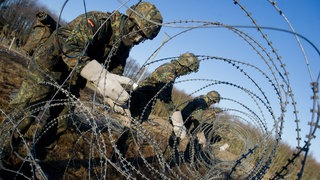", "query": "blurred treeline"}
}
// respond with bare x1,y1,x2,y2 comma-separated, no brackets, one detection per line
0,0,65,48
0,0,320,178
